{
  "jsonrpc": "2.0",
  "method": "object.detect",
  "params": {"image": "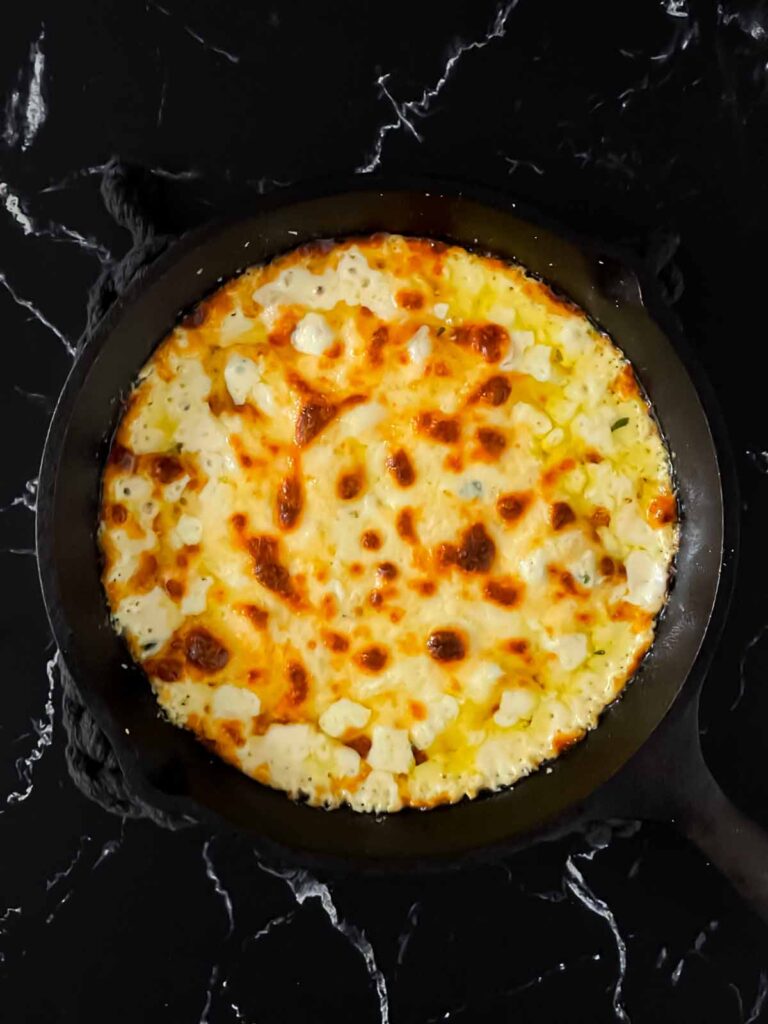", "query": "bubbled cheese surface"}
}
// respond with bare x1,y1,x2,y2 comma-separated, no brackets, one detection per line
99,235,678,813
